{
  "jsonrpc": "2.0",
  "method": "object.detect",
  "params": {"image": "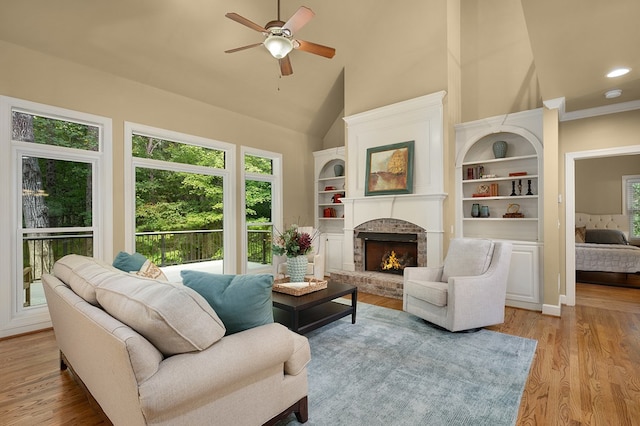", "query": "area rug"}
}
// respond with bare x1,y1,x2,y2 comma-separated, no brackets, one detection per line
278,302,537,426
